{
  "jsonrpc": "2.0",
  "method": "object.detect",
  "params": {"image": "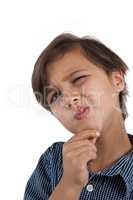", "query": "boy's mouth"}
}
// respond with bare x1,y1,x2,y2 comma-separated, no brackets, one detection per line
74,106,90,120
